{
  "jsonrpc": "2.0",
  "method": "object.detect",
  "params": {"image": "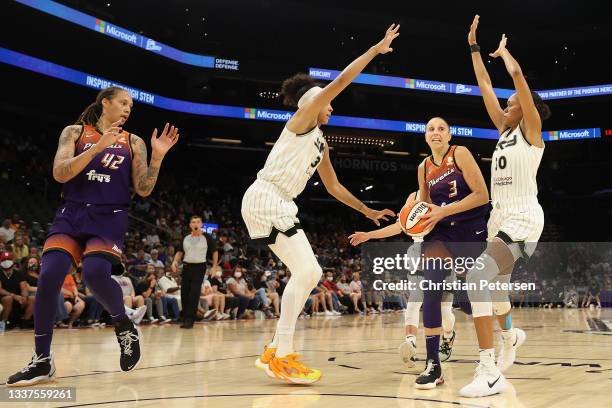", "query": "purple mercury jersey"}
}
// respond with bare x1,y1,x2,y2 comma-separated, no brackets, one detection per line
62,125,133,207
43,125,133,265
424,145,489,226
